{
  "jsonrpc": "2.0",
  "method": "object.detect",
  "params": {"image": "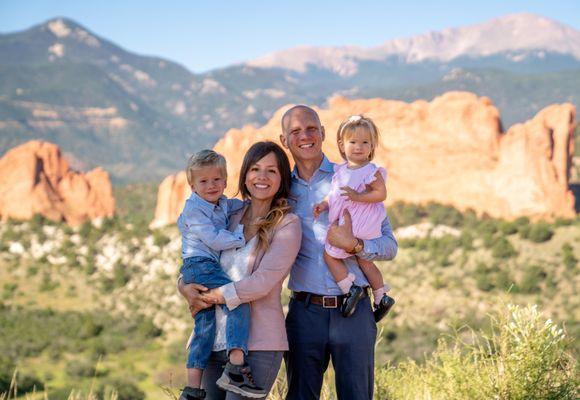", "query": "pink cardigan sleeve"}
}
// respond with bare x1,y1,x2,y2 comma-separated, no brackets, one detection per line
232,213,301,304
